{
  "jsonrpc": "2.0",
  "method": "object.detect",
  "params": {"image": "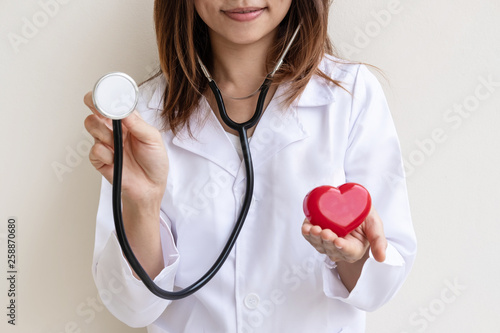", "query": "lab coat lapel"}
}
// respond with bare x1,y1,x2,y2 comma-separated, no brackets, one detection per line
147,73,337,182
232,102,305,185
147,84,240,176
146,80,241,176
171,99,241,178
233,80,336,185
